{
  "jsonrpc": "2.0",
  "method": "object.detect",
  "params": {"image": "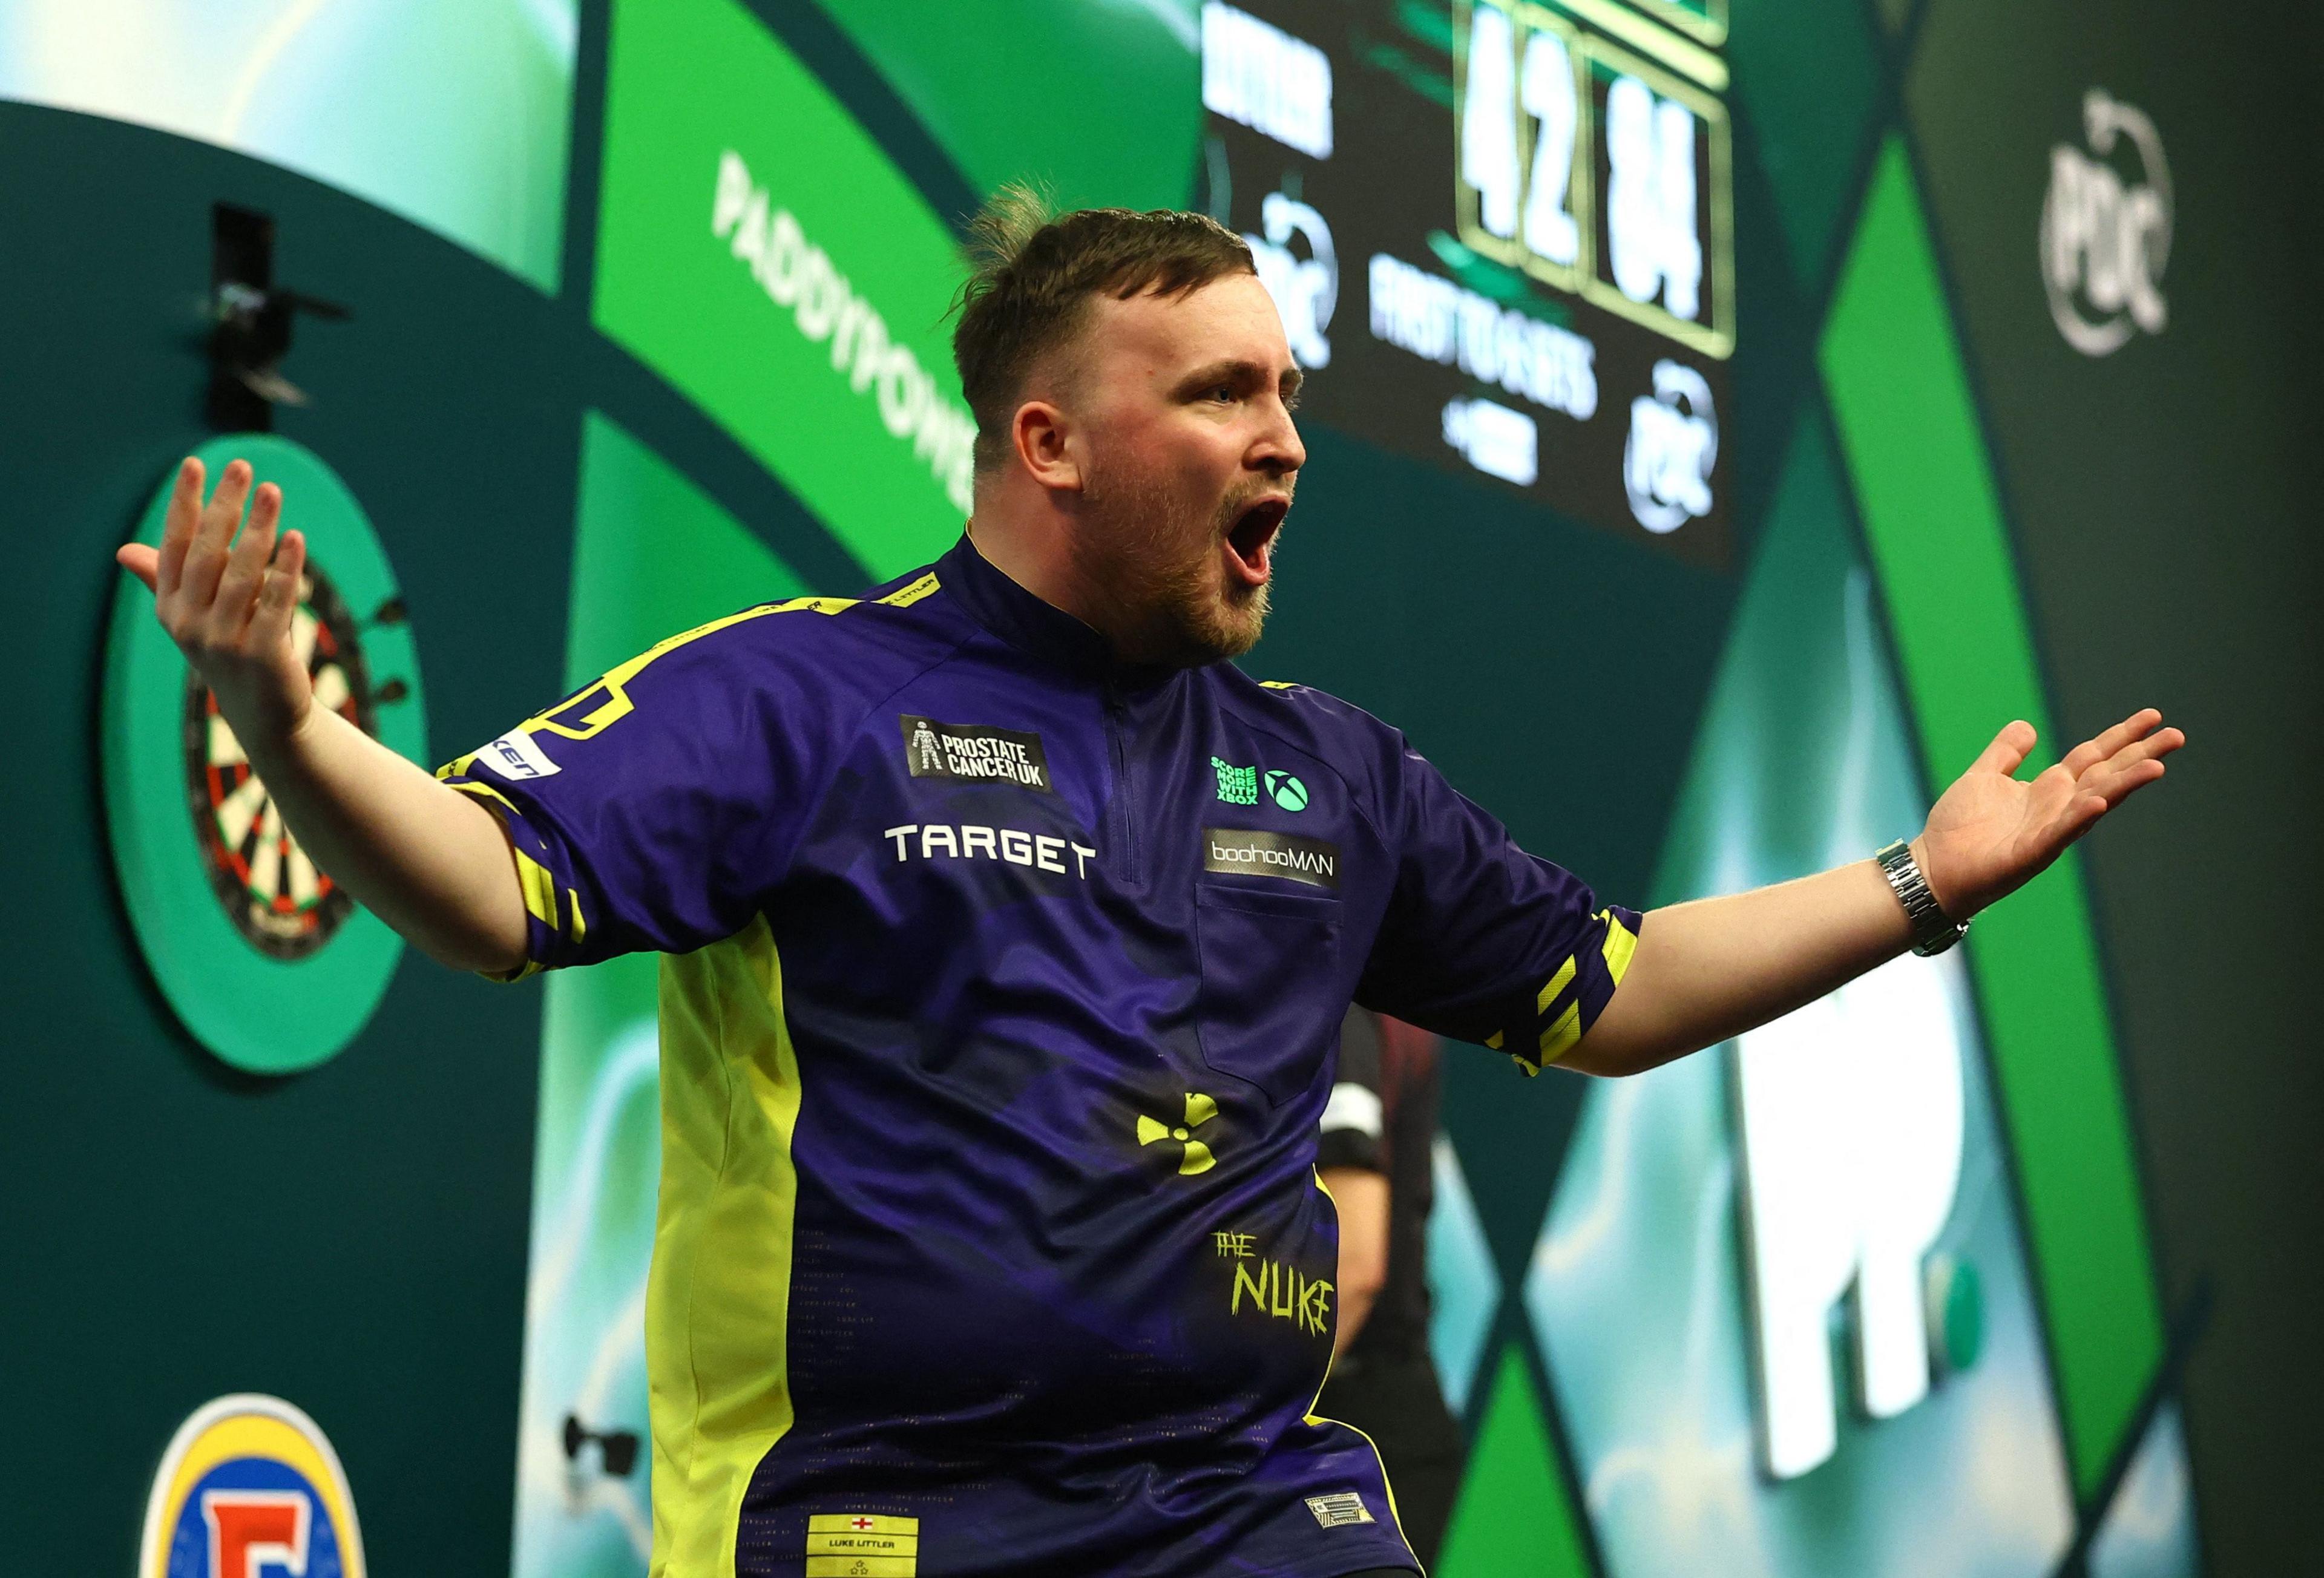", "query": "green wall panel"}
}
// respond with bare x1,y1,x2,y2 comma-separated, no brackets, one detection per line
808,0,1203,212
1820,136,2161,1494
1434,1346,1592,1578
1727,0,1884,291
563,411,811,683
